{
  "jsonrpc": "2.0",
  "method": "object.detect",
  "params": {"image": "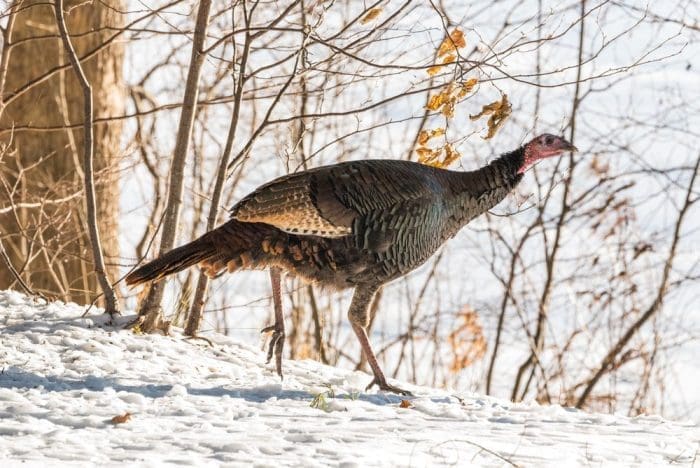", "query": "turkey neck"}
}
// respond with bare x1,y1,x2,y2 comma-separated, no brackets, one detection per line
449,146,524,195
443,146,525,227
